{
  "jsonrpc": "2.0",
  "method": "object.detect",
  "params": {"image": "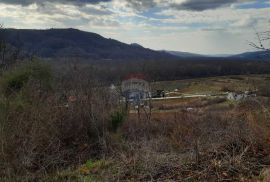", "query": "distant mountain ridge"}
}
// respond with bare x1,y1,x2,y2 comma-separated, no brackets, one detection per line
166,50,270,60
165,50,206,58
1,28,269,61
231,51,270,60
0,28,177,61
